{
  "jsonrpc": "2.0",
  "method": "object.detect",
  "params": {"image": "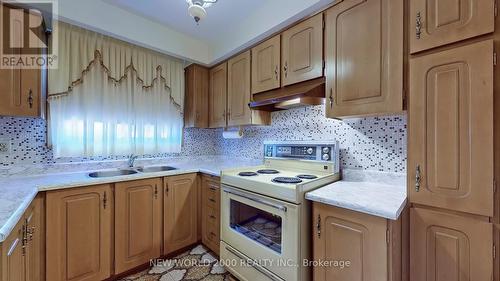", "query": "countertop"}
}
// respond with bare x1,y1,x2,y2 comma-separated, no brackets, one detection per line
305,169,407,220
0,156,262,243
